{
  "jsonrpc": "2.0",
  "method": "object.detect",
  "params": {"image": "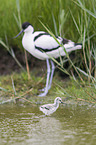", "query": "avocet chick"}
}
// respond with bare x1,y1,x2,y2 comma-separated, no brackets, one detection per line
39,97,64,115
